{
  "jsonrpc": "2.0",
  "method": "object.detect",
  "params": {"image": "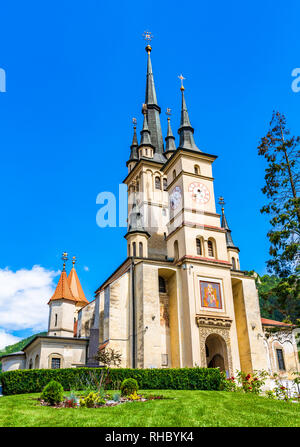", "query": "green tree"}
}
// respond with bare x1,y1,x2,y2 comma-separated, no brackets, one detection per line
258,111,300,322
